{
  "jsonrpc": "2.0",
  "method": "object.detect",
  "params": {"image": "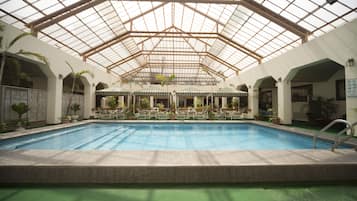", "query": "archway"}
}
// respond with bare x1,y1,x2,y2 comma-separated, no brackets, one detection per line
62,73,90,119
237,84,248,112
287,59,345,126
253,76,277,120
95,82,109,108
0,53,50,128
